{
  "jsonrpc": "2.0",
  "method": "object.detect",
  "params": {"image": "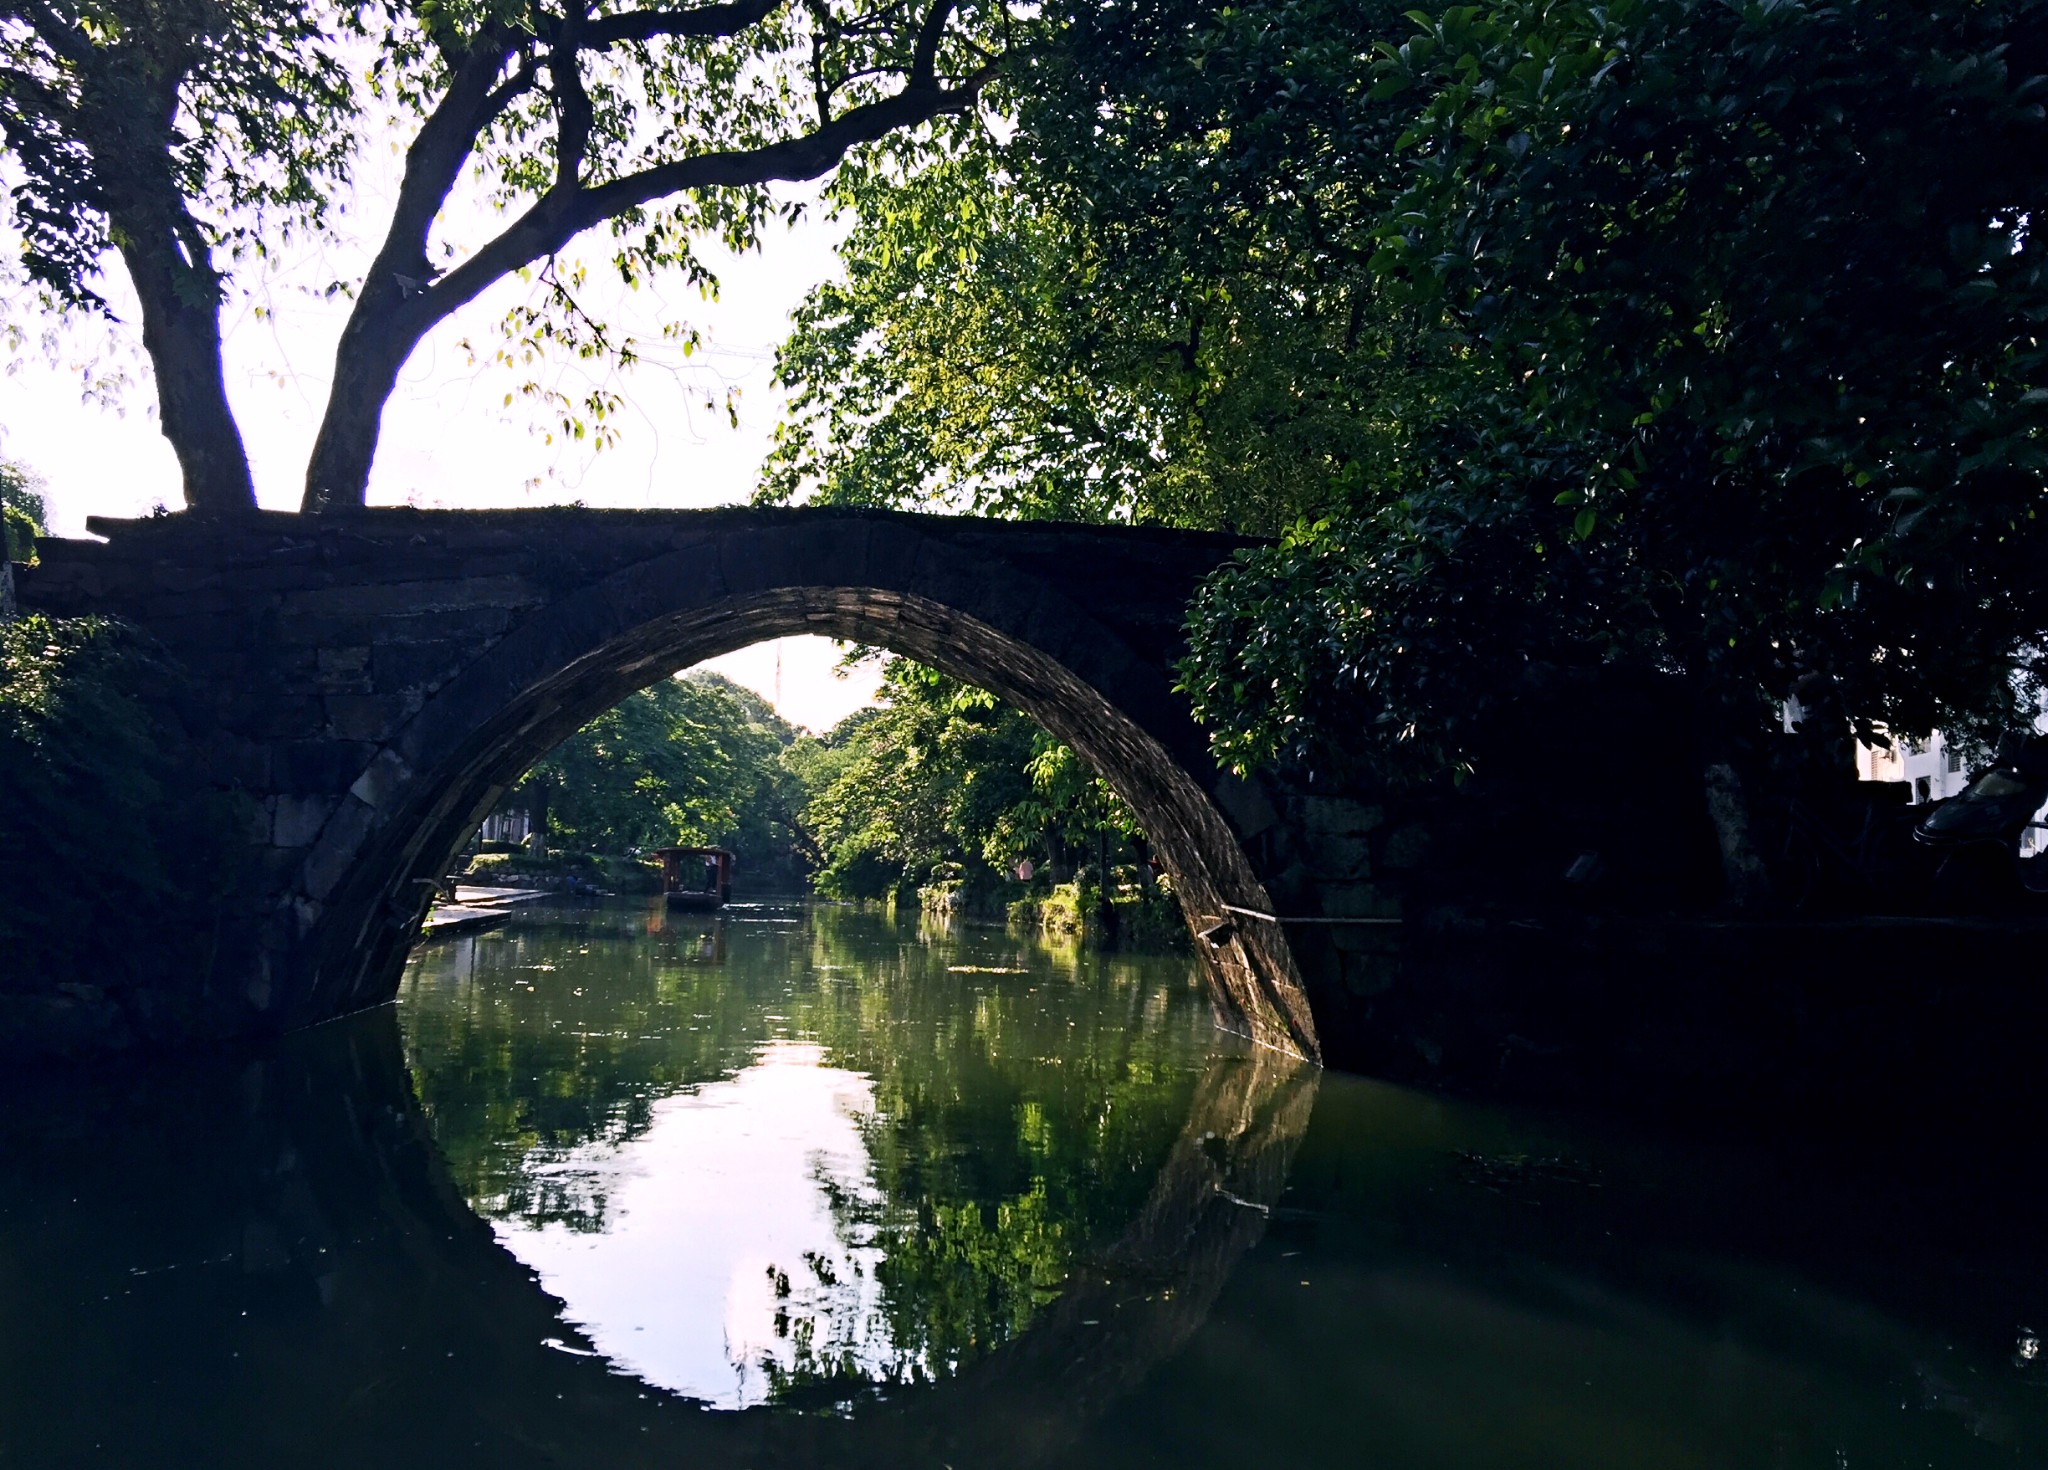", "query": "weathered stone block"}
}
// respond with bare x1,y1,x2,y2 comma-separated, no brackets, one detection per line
860,523,925,592
1300,797,1386,836
348,749,411,810
274,740,376,792
1339,948,1399,994
1302,831,1374,880
1211,773,1280,840
245,798,277,845
1332,924,1401,957
291,897,323,938
301,795,380,903
316,646,372,690
1317,881,1402,920
272,794,339,849
715,530,782,597
282,575,537,619
325,694,406,743
246,695,327,741
276,606,516,648
200,735,273,791
1378,824,1433,872
250,846,308,902
370,639,468,695
599,543,726,630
